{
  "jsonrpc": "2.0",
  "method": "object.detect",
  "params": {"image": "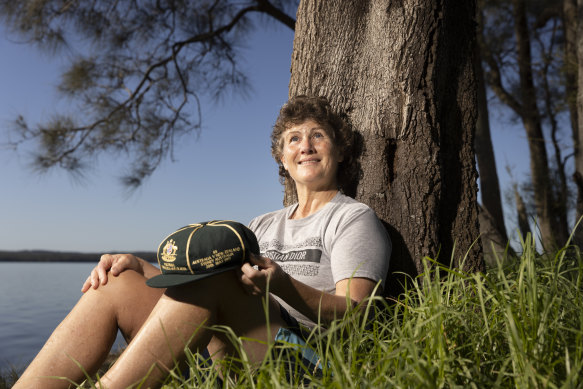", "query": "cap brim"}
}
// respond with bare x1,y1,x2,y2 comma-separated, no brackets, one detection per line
146,265,238,288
